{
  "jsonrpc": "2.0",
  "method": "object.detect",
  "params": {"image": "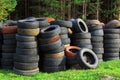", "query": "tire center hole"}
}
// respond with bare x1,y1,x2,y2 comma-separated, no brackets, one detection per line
79,22,86,31
70,49,79,54
83,52,95,64
45,27,55,32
